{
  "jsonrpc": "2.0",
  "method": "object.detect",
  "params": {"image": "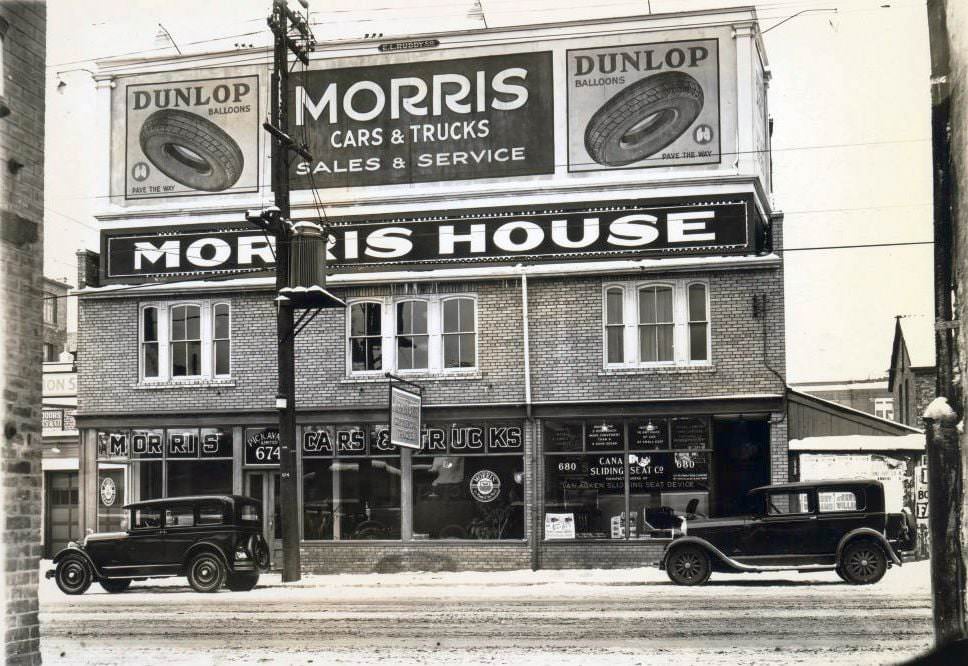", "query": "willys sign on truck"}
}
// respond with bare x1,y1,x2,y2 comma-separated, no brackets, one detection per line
289,52,554,188
123,74,260,199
